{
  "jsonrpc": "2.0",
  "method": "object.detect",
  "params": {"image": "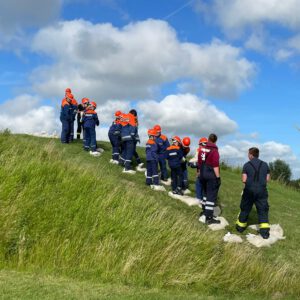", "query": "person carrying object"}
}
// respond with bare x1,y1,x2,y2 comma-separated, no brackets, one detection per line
236,147,271,239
